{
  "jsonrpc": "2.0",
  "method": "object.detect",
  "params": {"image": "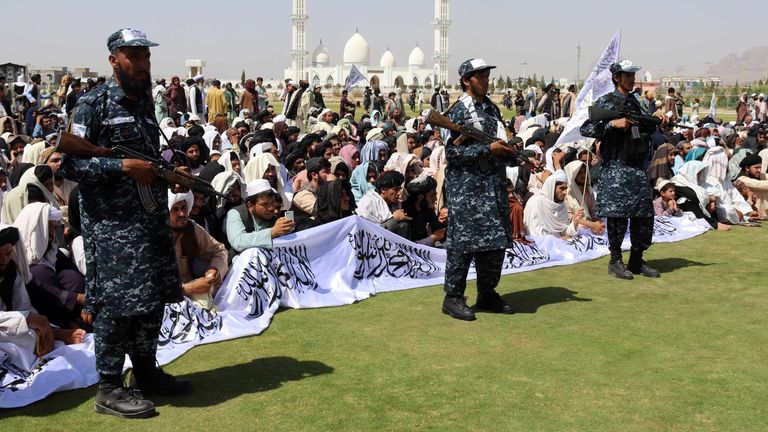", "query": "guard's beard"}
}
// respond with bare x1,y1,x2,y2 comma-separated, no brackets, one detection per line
116,64,151,96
